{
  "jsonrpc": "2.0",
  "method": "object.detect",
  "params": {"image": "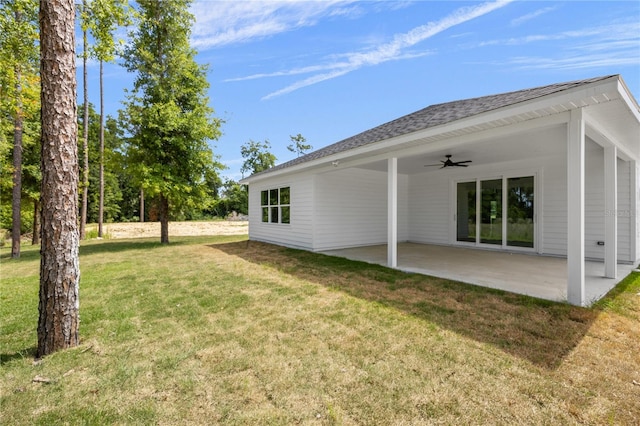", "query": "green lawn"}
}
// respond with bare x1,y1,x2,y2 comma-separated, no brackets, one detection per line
1,236,639,424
